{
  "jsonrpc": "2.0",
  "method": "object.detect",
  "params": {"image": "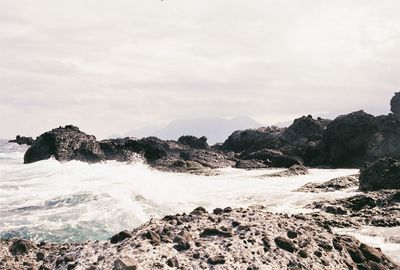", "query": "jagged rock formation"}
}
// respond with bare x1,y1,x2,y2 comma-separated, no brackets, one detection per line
24,125,104,164
359,157,400,191
8,135,34,146
177,135,209,149
307,190,400,228
0,206,398,270
296,175,359,192
263,164,309,177
391,92,400,115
